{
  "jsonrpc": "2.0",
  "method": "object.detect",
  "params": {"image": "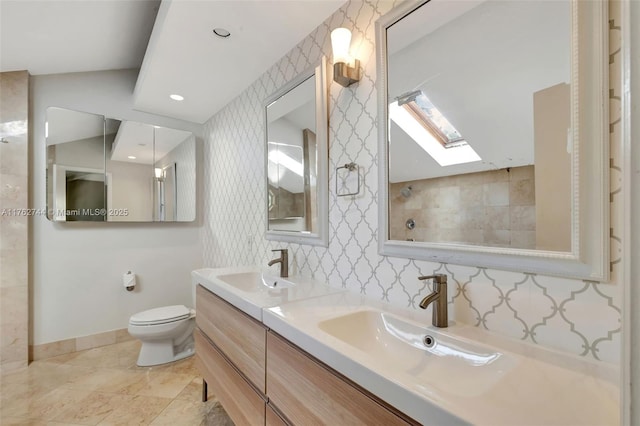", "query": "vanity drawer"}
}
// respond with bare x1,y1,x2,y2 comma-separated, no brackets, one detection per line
195,330,265,426
196,284,267,392
266,332,415,426
266,404,289,426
